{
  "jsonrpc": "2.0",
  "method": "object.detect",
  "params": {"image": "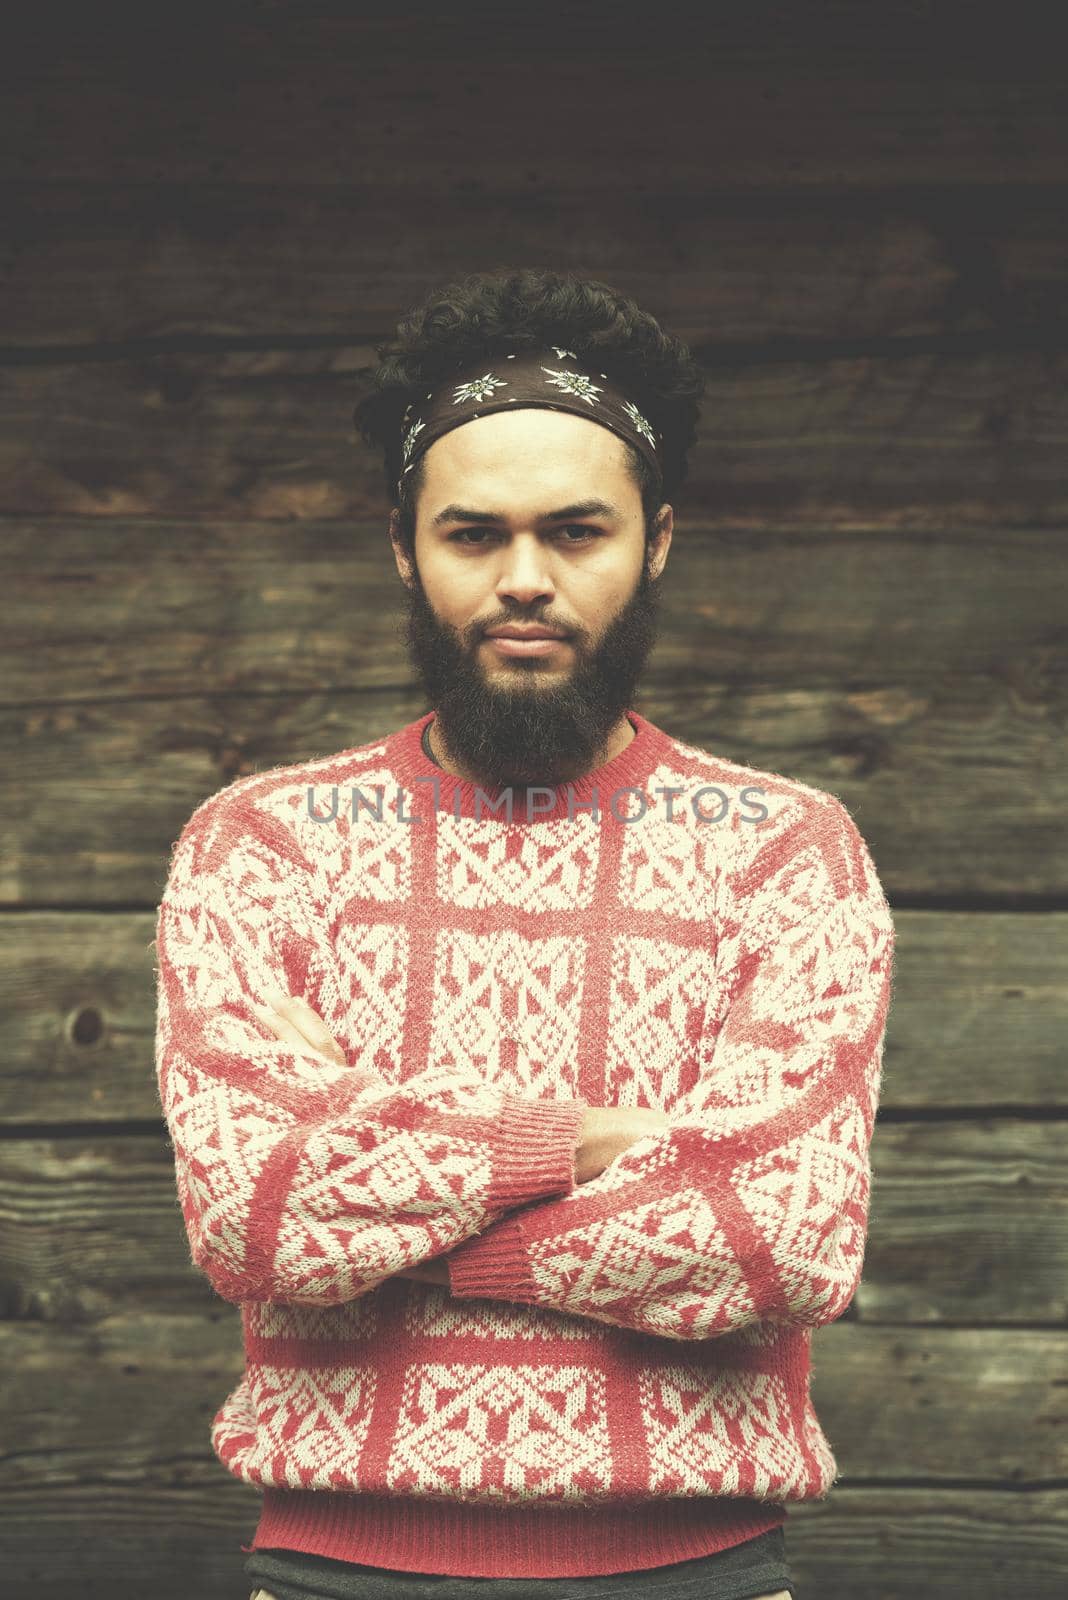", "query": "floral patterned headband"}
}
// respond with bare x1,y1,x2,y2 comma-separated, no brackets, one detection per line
396,345,664,498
